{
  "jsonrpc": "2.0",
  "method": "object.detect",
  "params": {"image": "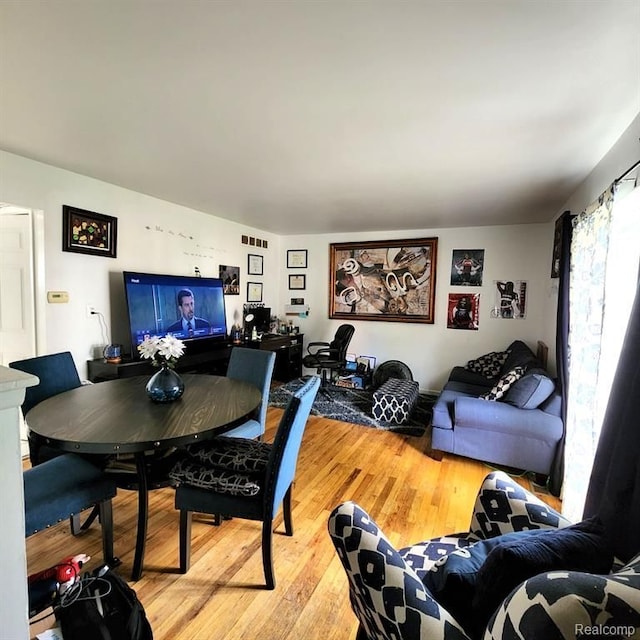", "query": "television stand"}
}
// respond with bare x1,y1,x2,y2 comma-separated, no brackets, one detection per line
87,343,233,382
